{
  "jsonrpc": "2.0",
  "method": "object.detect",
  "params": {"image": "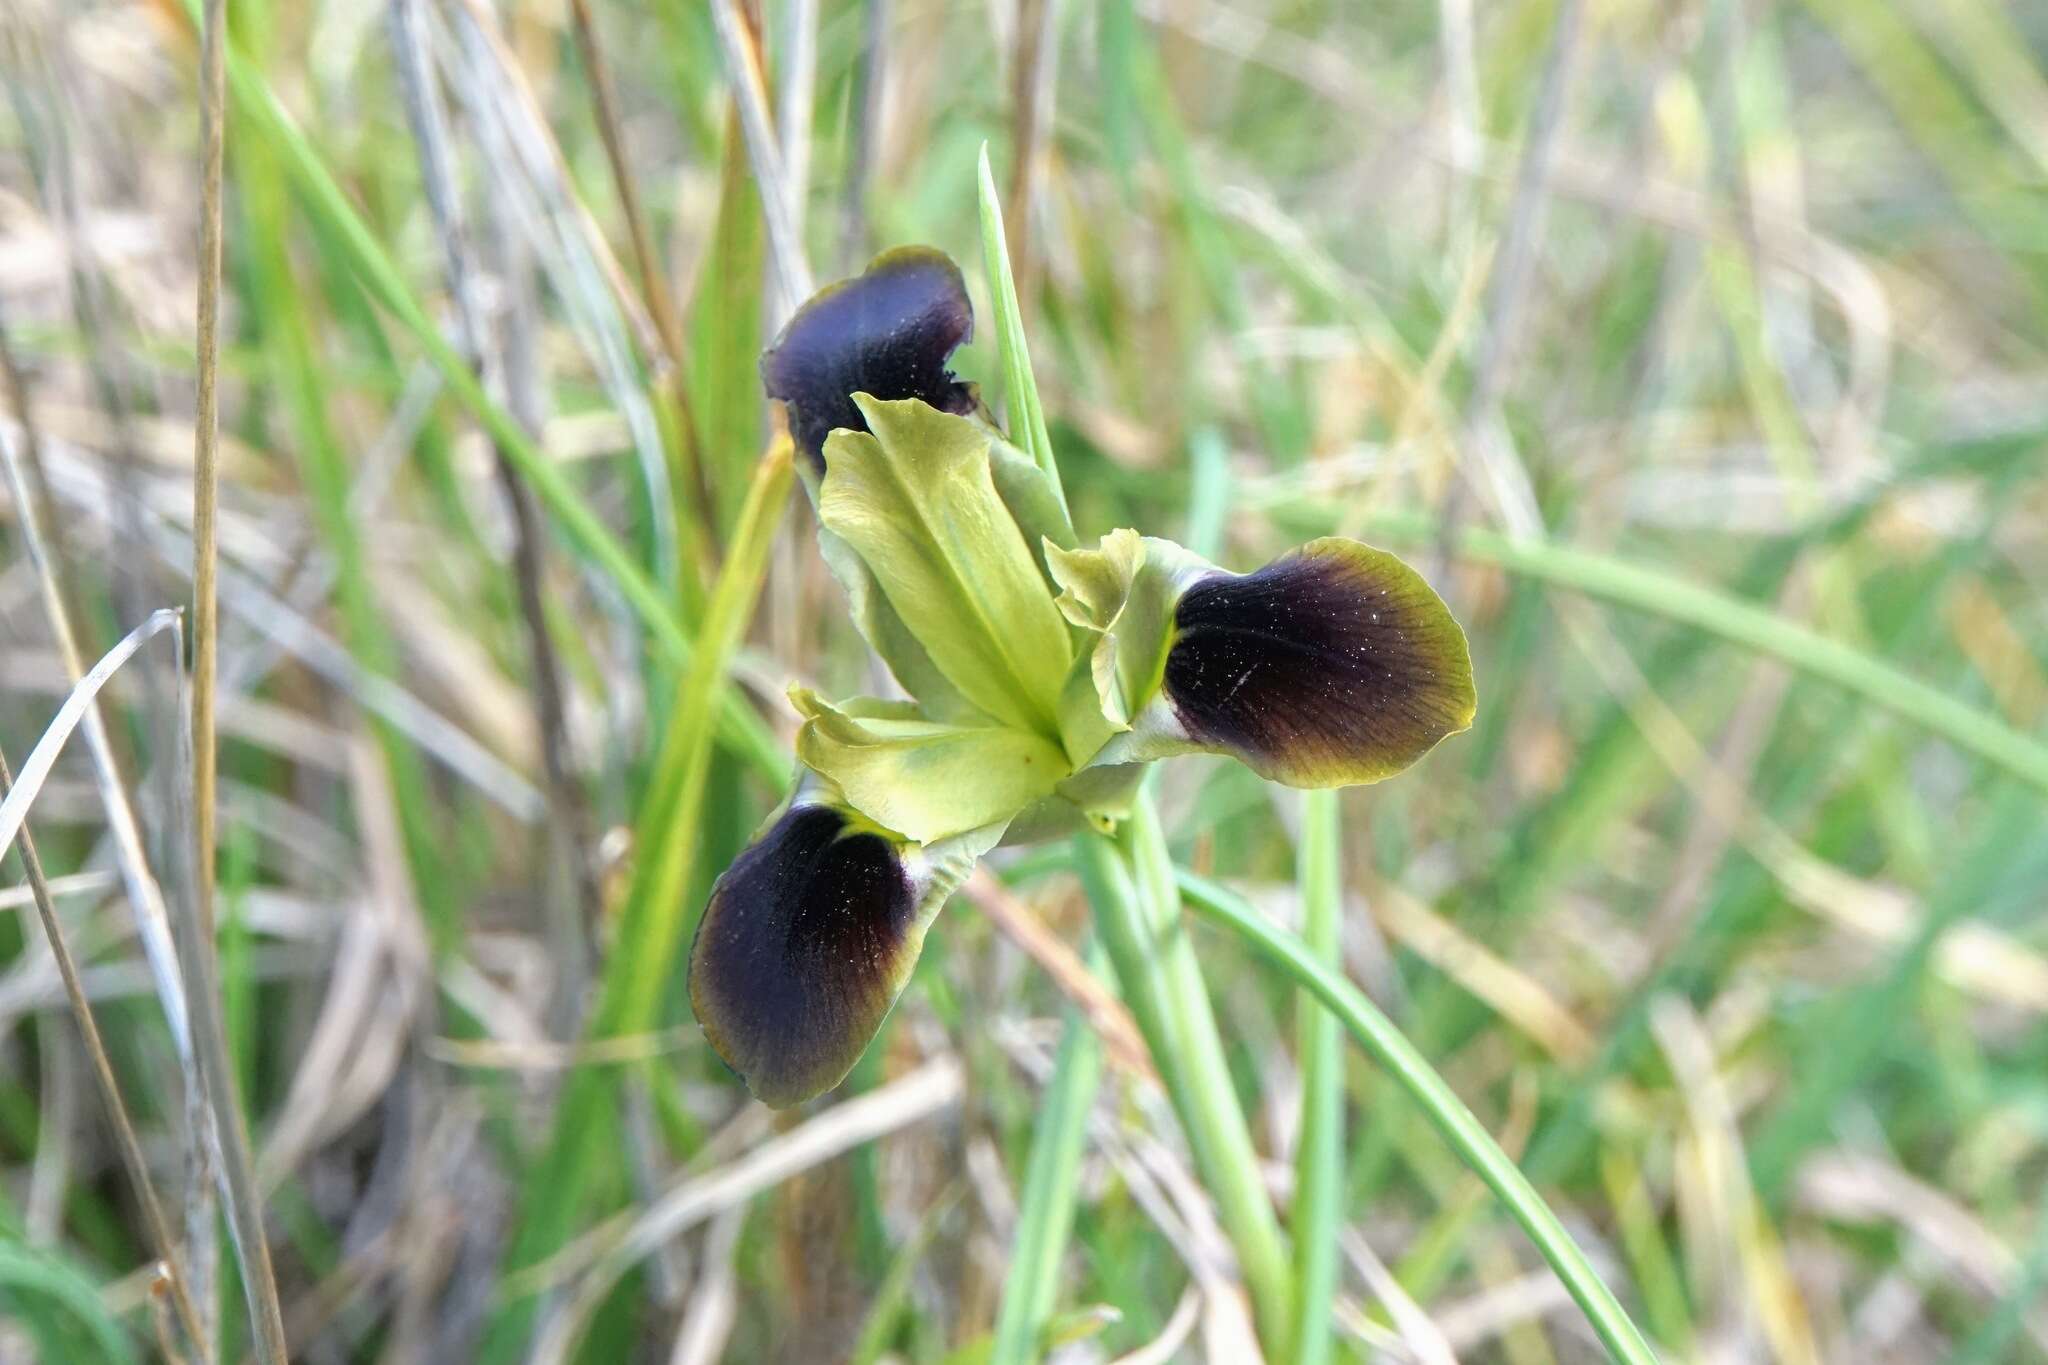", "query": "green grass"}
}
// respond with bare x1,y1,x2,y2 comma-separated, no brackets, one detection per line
1,0,2045,1361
